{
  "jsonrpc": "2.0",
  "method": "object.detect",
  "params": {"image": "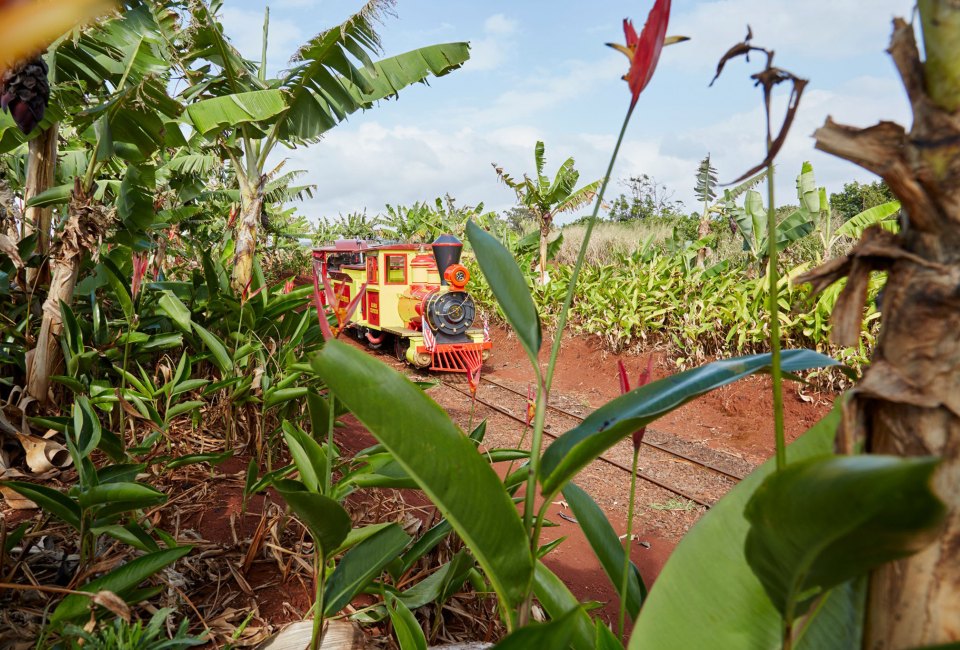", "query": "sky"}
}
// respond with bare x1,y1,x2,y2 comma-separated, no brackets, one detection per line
220,0,915,224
